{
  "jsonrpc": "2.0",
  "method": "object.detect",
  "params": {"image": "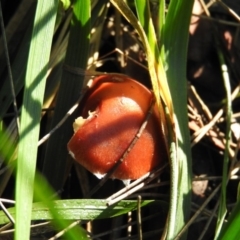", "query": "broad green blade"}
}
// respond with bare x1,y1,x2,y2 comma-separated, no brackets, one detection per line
162,0,194,239
134,0,159,56
218,199,240,239
15,1,58,239
0,199,155,224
